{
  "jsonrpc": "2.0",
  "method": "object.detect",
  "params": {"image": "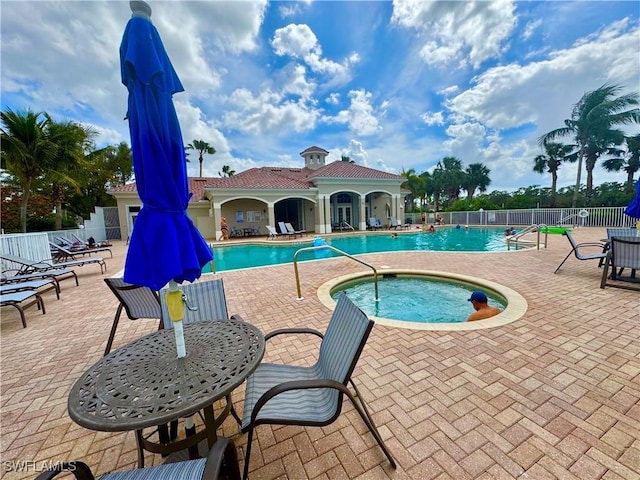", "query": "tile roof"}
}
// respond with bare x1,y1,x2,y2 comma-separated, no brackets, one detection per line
299,146,329,155
310,161,403,180
108,161,402,199
108,177,216,203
